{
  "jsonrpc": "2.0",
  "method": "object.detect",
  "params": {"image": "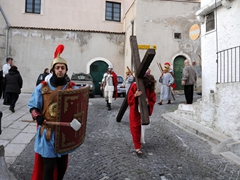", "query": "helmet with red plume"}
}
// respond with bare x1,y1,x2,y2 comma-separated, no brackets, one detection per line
51,44,67,70
164,62,171,67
